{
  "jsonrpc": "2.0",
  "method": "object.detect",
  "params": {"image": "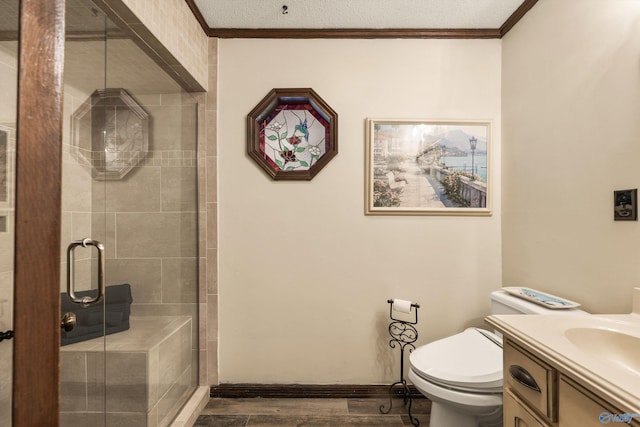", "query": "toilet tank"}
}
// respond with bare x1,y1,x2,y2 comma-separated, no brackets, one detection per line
490,289,587,315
